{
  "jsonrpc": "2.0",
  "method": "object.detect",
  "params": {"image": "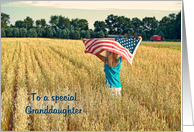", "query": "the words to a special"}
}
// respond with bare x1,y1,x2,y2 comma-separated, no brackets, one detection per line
25,92,82,117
